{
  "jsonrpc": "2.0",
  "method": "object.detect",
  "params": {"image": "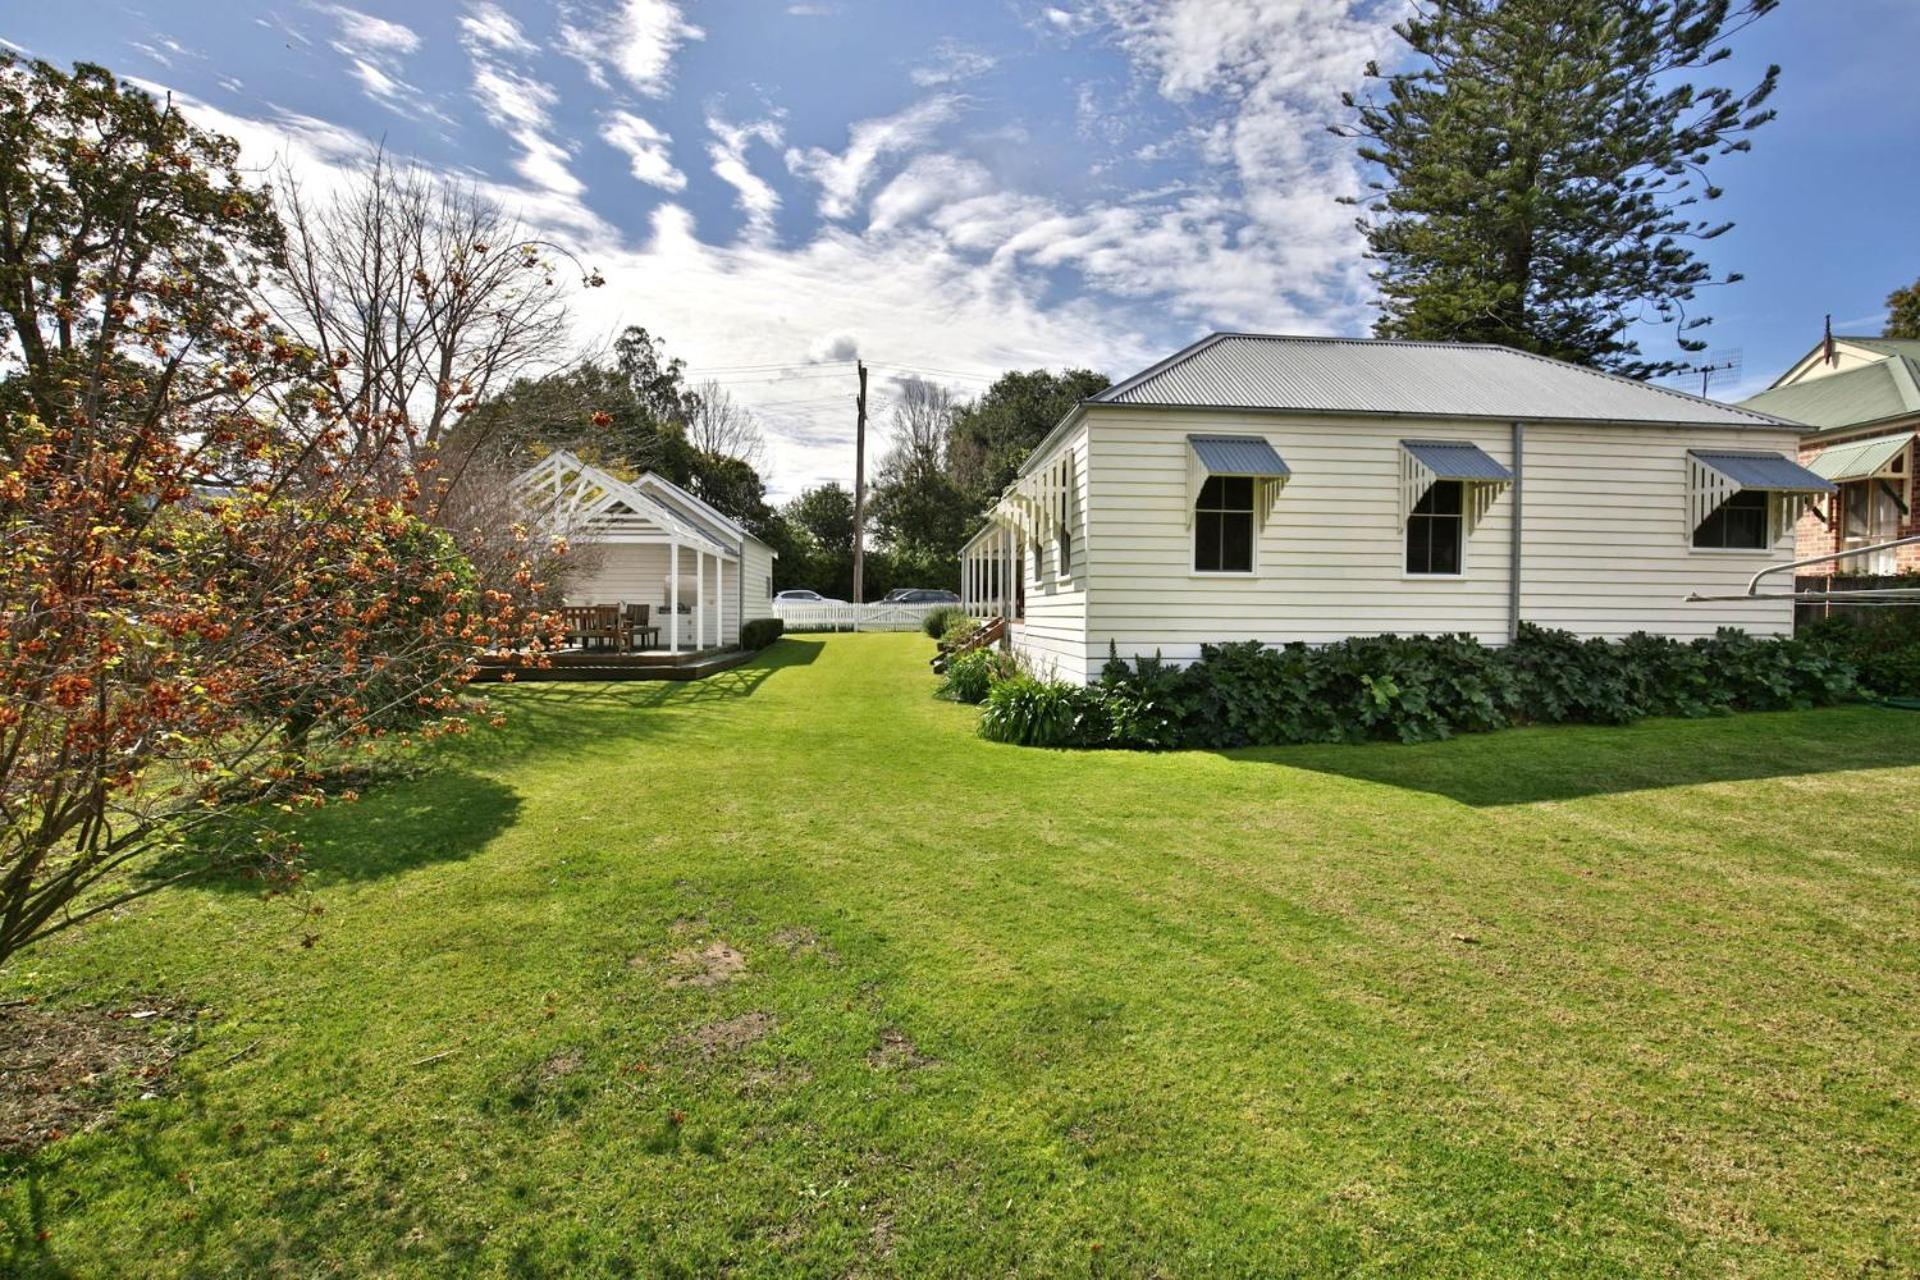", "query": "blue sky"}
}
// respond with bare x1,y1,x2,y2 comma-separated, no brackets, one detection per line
5,1,1917,495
